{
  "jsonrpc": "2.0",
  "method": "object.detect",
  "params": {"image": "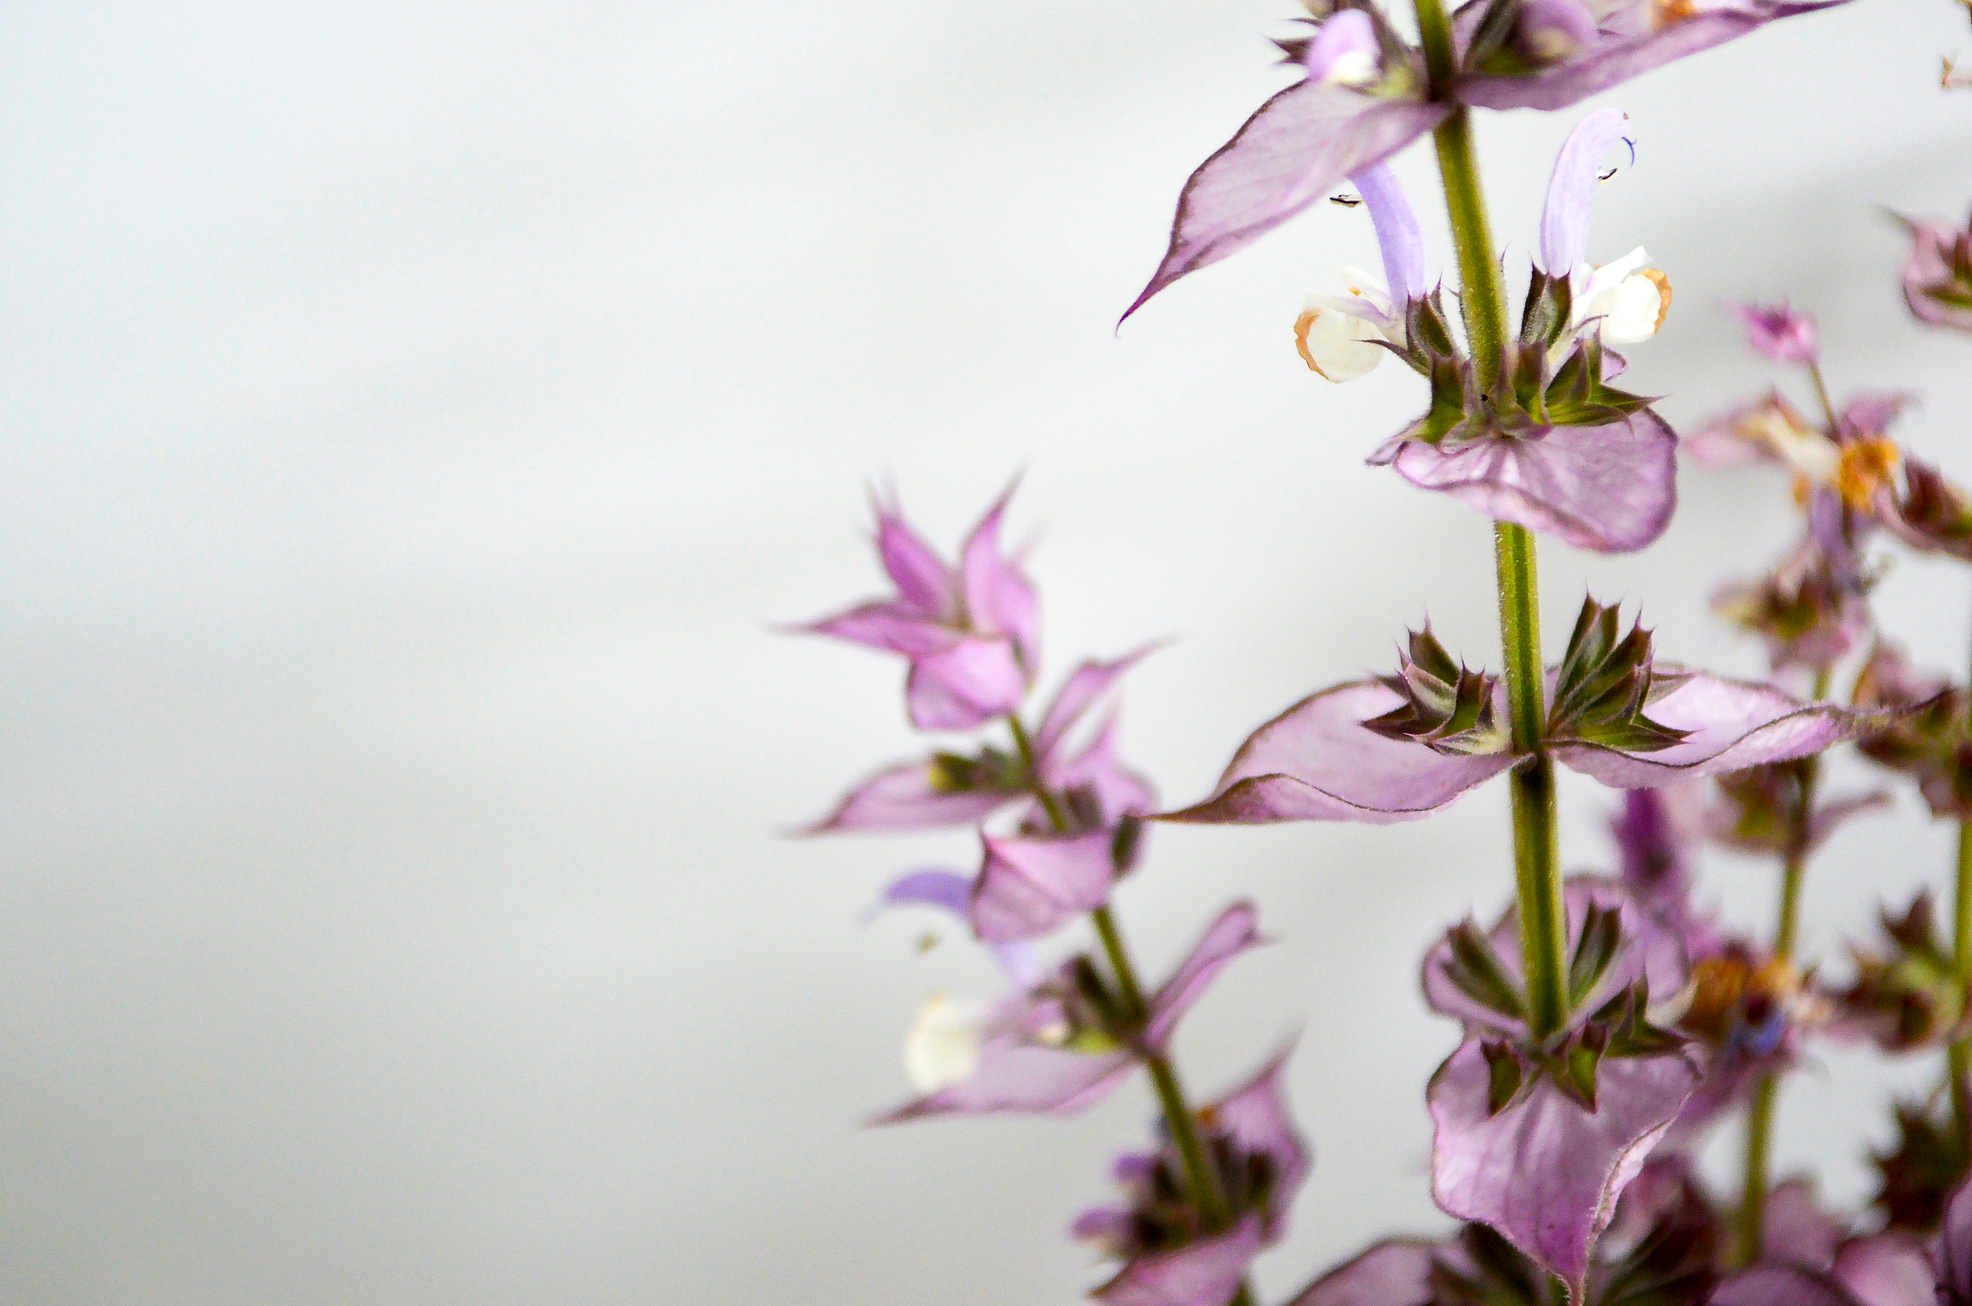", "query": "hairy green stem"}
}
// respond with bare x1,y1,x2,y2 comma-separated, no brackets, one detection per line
1954,609,1972,1152
1416,0,1568,1043
1015,712,1245,1300
1735,668,1830,1265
